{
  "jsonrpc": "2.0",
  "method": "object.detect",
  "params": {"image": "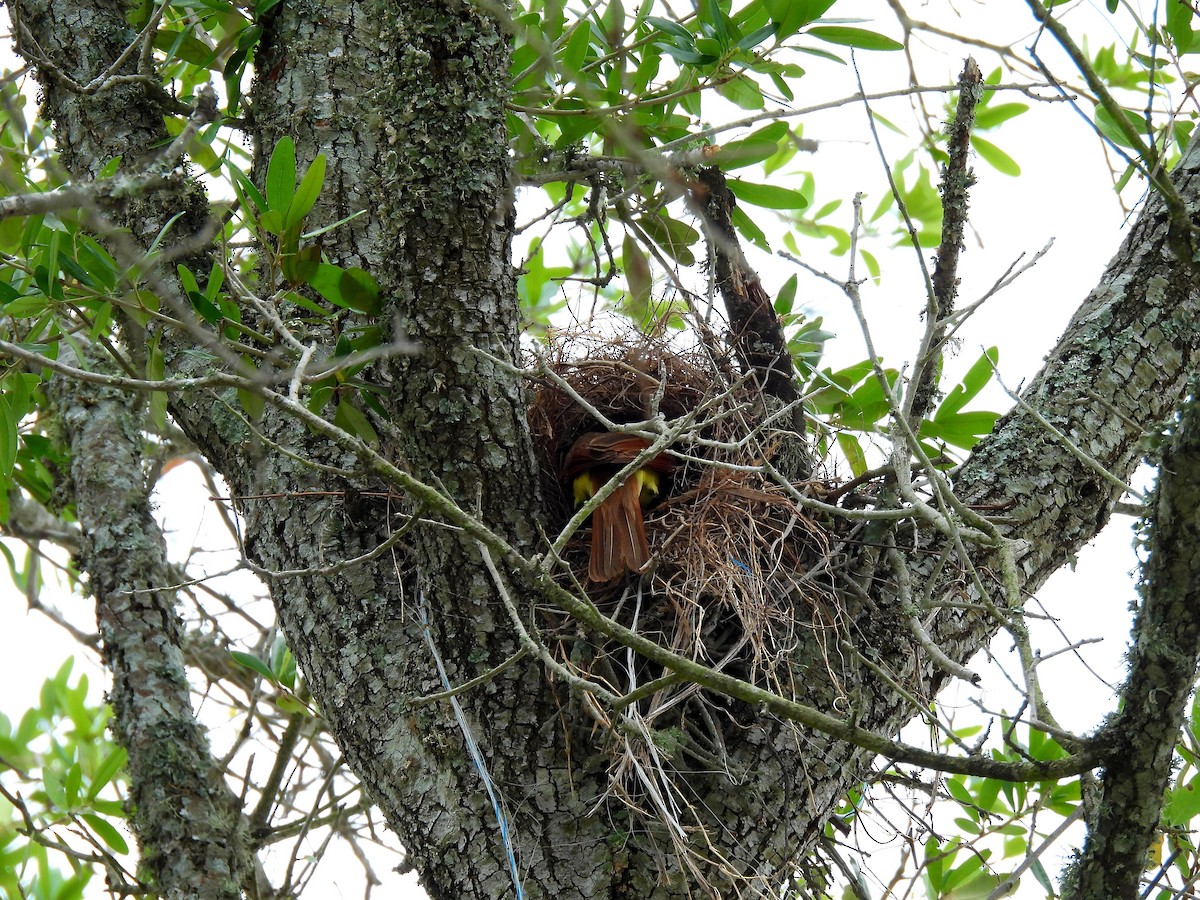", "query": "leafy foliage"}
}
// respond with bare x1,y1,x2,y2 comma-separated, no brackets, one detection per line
0,660,126,899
